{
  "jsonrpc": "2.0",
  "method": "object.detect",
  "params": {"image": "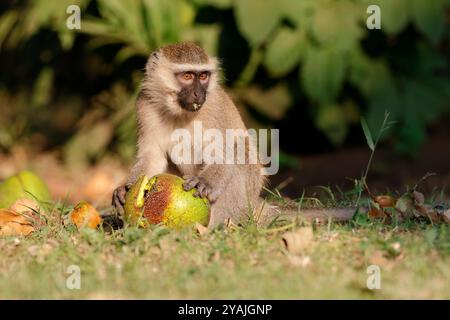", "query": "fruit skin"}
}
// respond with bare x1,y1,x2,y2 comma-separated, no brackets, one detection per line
124,174,210,229
70,201,102,229
123,175,152,227
0,171,51,208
